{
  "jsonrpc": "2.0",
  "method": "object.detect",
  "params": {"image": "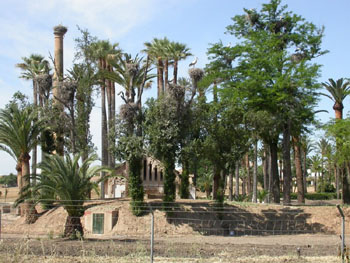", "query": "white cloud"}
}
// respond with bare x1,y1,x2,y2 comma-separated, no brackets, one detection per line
19,0,162,39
